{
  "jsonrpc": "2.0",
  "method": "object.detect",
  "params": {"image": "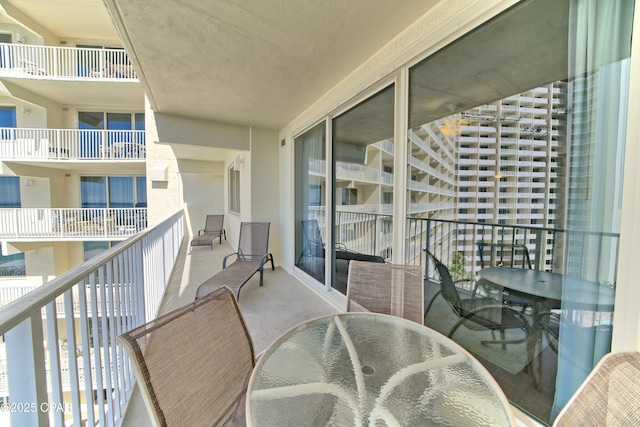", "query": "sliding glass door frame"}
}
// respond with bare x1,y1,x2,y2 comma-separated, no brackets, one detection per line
294,74,408,295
